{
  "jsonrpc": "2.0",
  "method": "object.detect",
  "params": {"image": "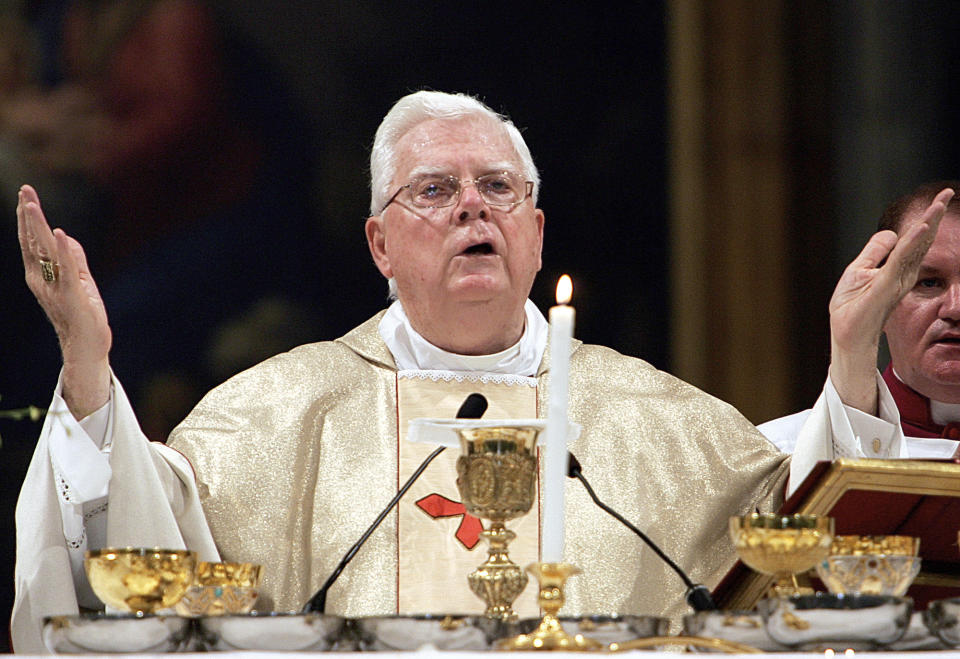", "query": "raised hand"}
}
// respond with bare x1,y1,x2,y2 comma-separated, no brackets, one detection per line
17,184,112,417
828,187,955,413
